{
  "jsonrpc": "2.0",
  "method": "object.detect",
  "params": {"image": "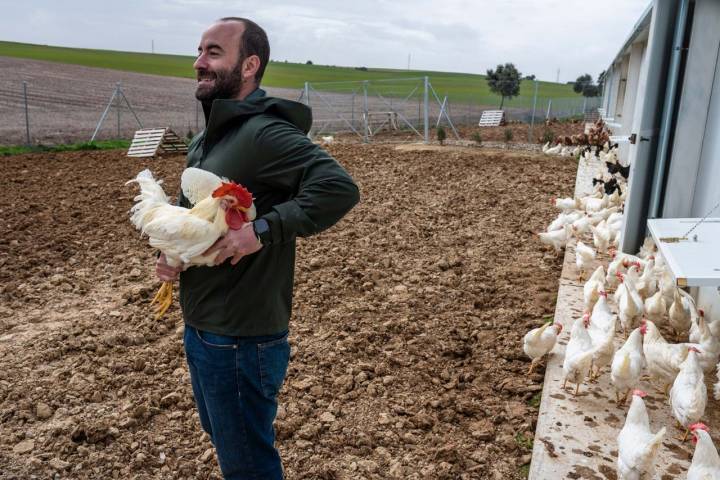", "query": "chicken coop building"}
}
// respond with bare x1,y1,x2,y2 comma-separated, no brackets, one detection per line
602,0,720,316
